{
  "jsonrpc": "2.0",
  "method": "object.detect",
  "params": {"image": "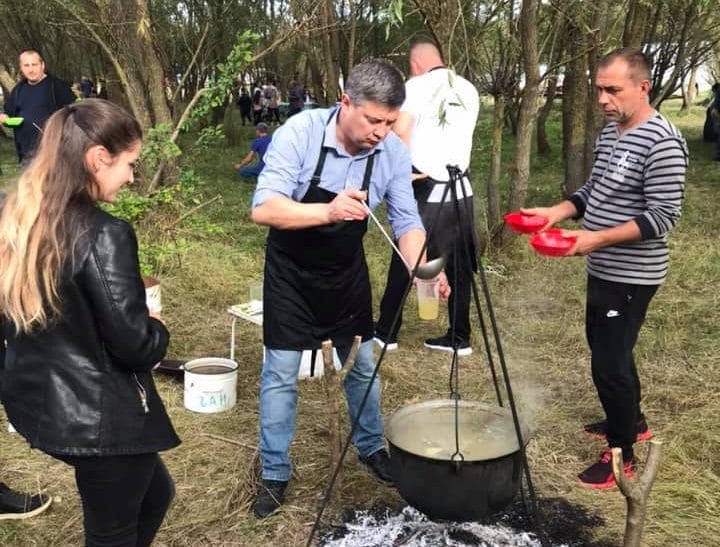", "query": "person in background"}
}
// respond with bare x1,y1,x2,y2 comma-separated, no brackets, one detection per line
374,40,480,356
0,49,75,164
524,48,687,489
710,83,720,161
234,122,272,180
264,81,281,125
237,87,252,126
252,83,265,125
79,76,94,98
96,79,108,100
287,81,305,117
0,99,180,545
250,58,449,519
